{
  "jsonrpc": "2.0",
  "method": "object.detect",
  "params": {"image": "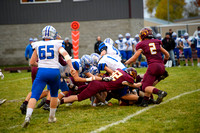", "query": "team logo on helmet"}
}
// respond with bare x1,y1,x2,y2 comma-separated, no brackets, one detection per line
139,27,153,40
125,67,137,79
